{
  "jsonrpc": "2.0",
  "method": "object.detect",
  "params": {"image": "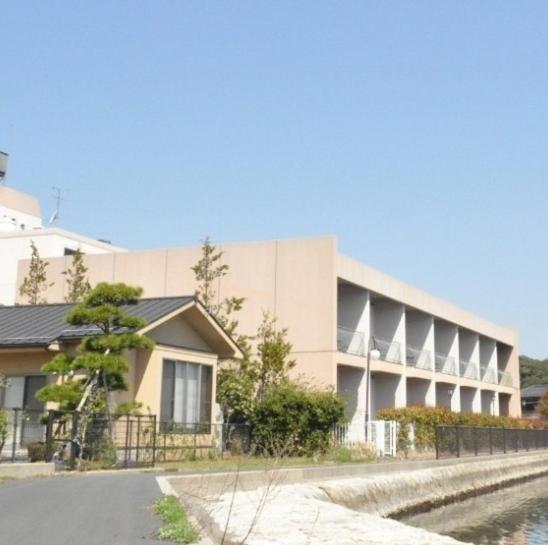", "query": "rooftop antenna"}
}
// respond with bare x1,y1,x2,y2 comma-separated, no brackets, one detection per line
0,151,8,184
49,186,64,225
